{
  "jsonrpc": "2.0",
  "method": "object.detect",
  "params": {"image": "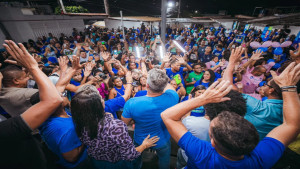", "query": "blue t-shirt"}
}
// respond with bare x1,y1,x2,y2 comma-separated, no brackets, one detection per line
190,106,205,117
70,79,81,97
178,132,284,169
194,80,210,88
122,90,179,148
105,96,126,119
135,90,147,97
112,67,119,75
39,117,88,168
212,49,223,59
165,67,184,80
165,67,186,86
